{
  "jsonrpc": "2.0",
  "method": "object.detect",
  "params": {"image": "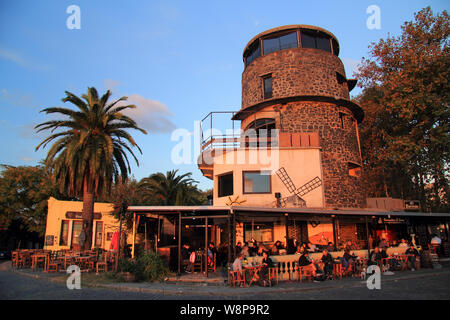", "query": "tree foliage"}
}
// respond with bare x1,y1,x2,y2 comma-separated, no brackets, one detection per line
35,87,146,248
356,7,449,211
0,165,68,235
138,169,207,206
